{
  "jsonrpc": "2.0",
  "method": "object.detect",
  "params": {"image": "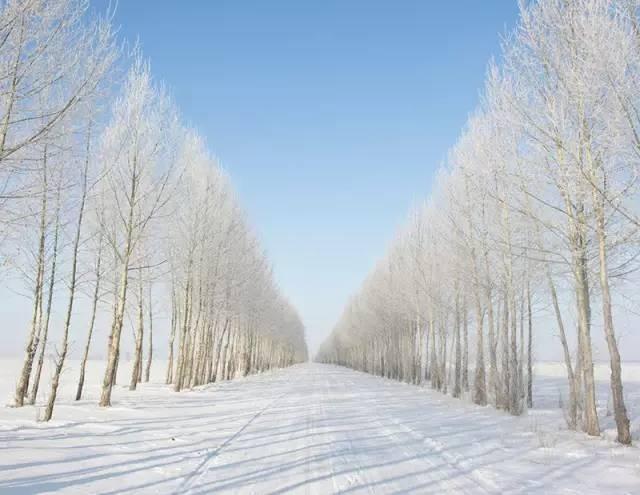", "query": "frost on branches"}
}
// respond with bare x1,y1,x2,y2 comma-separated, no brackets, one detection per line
1,0,307,421
317,0,640,446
